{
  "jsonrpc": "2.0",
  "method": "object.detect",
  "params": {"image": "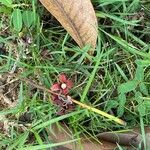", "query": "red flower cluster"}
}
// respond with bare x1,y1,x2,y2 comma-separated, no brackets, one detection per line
50,74,75,115
51,74,73,95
